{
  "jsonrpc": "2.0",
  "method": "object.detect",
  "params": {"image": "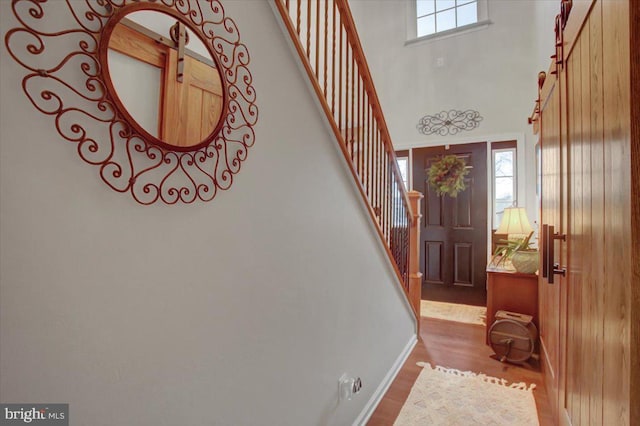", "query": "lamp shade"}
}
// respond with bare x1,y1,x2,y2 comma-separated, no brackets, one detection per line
496,207,533,235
